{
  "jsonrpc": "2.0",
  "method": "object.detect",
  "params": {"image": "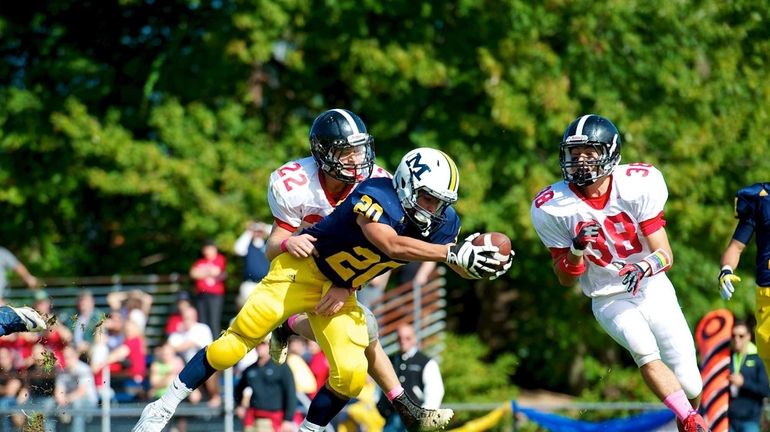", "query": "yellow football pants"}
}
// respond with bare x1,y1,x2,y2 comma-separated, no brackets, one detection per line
754,287,770,380
206,253,370,398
